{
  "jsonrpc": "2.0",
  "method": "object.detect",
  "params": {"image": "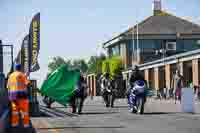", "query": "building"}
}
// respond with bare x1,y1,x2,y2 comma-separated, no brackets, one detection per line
103,0,200,69
87,0,200,96
102,0,200,91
